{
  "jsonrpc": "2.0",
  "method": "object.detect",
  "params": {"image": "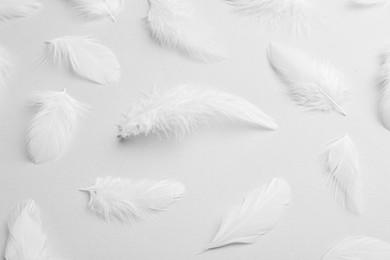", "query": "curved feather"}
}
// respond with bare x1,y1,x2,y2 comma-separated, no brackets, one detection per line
204,178,291,251
352,0,387,6
0,0,41,22
379,45,390,130
118,83,278,139
70,0,124,22
322,236,390,260
320,134,363,215
80,177,185,223
26,89,89,164
42,36,121,85
267,42,351,116
225,0,316,35
0,45,13,88
144,0,228,63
